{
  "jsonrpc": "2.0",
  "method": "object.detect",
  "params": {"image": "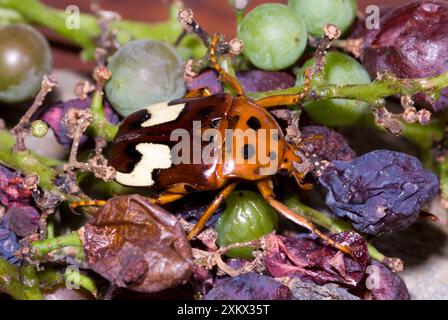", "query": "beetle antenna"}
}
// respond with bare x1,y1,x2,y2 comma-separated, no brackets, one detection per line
292,170,313,190
209,33,245,96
